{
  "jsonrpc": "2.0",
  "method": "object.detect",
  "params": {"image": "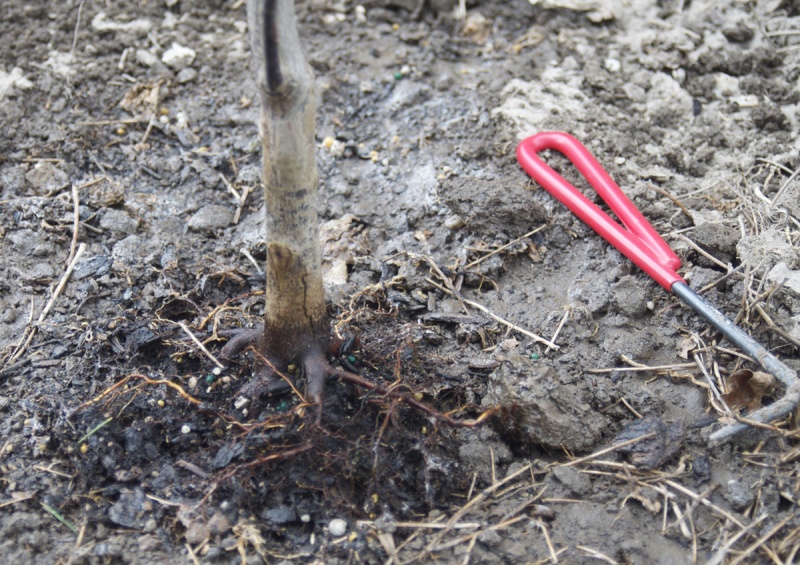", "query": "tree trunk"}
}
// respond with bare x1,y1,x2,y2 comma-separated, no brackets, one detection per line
247,0,329,399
